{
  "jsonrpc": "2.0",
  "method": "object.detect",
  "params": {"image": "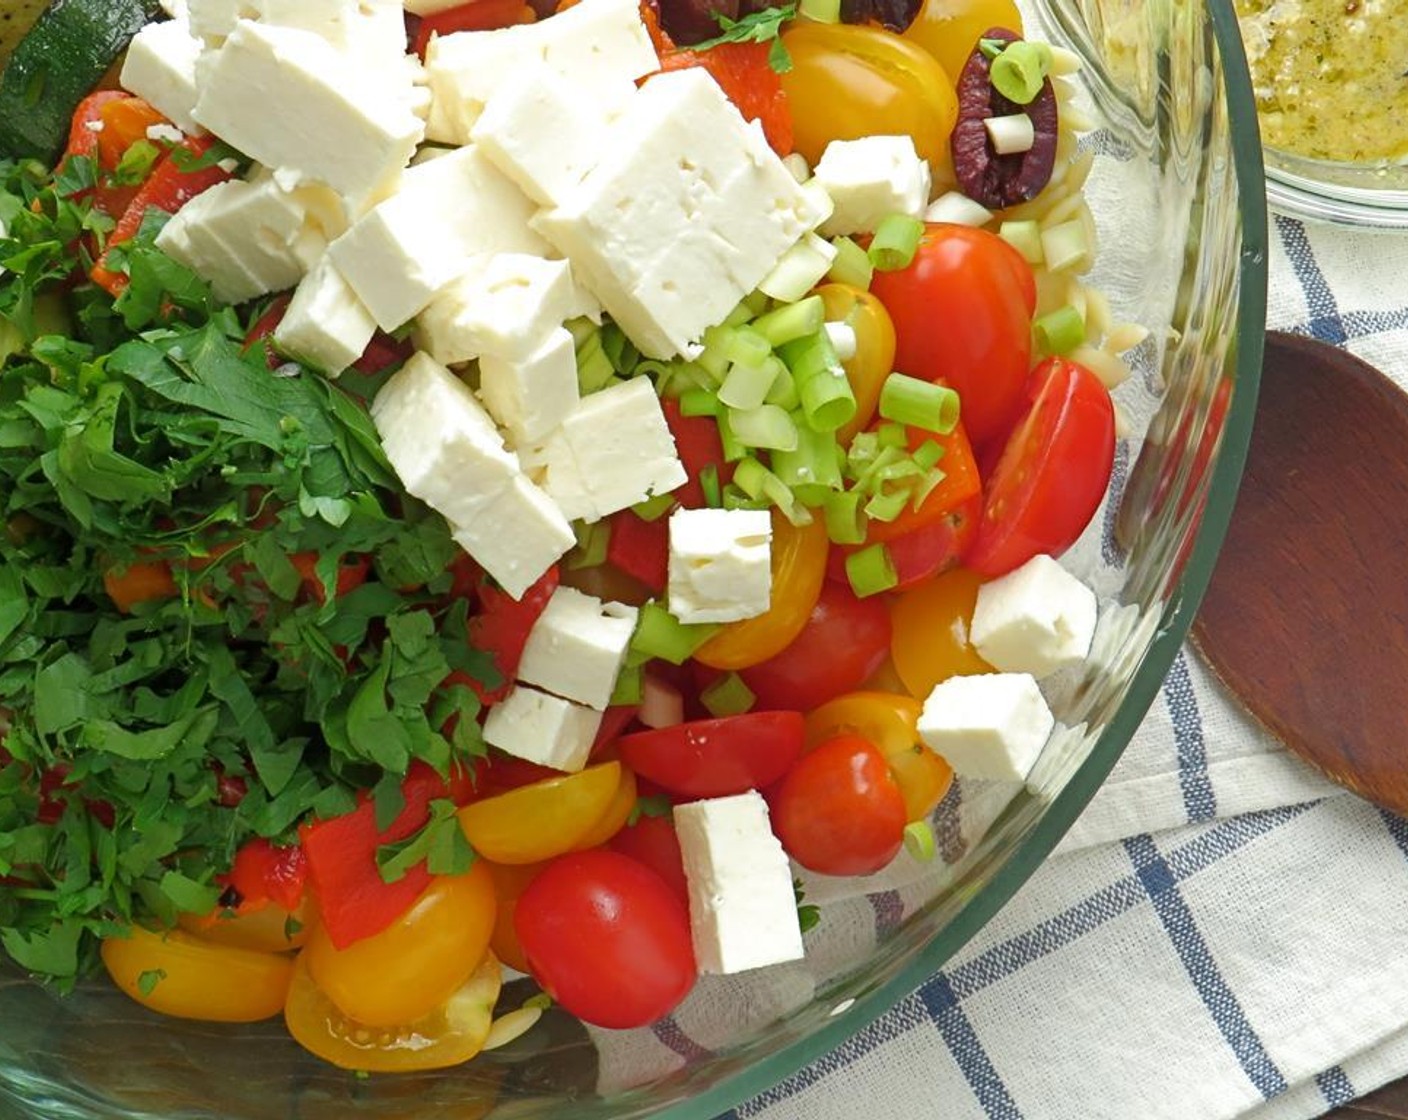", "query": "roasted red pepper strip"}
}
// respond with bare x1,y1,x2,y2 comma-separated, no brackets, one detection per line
90,136,235,296
223,838,308,913
465,564,560,703
61,91,140,218
299,761,475,949
607,510,669,593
